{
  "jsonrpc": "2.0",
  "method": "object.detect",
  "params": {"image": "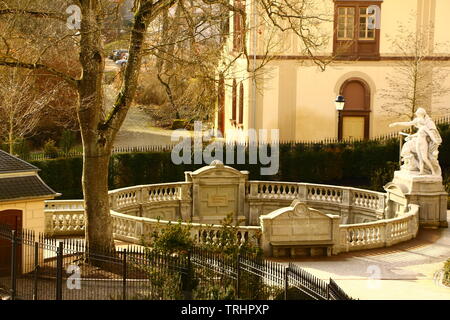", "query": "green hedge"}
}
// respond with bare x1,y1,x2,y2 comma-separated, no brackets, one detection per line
31,125,450,200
